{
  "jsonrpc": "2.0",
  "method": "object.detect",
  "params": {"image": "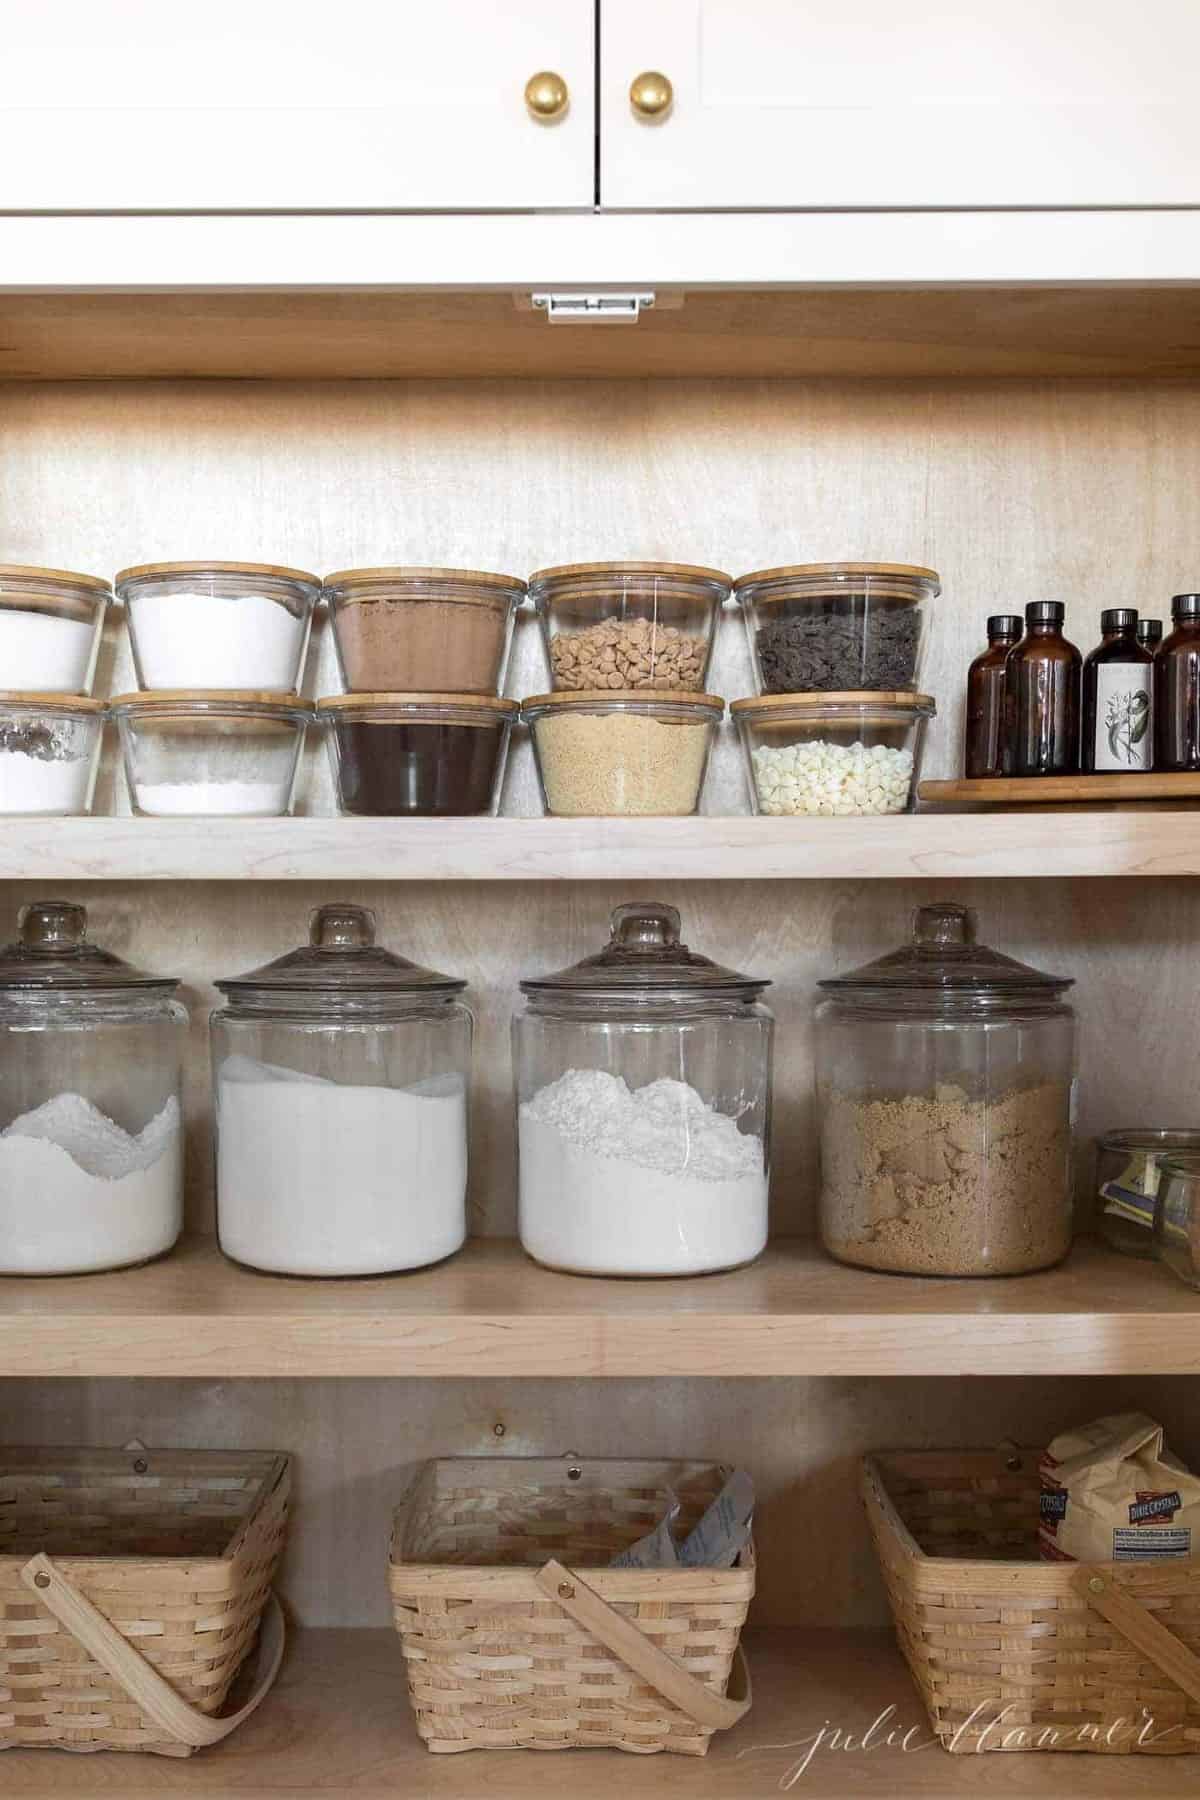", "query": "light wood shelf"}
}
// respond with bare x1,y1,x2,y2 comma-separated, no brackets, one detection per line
3,1626,1196,1796
2,811,1200,882
2,1238,1195,1379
